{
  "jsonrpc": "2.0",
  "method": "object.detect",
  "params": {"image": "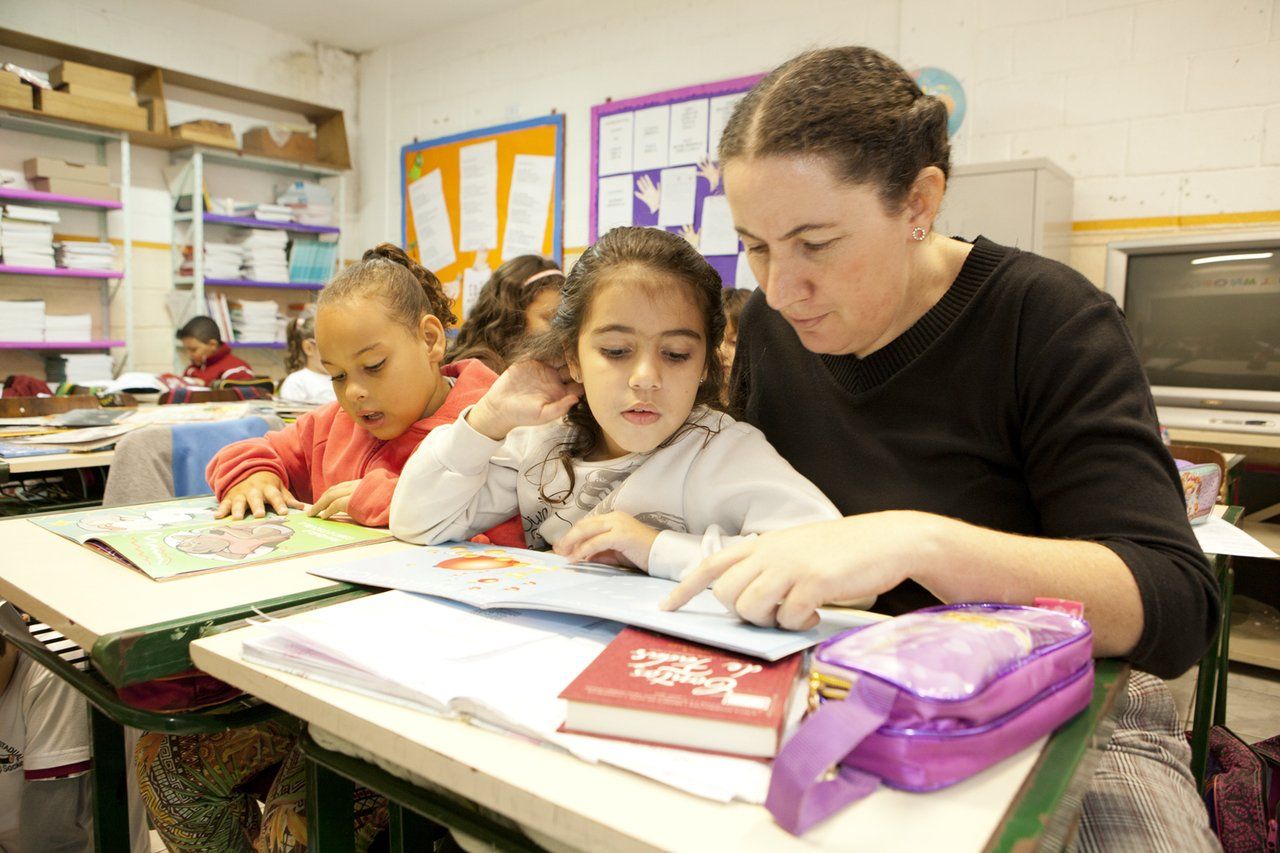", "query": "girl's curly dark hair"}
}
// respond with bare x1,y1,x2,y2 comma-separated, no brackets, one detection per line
447,255,564,373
